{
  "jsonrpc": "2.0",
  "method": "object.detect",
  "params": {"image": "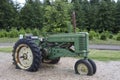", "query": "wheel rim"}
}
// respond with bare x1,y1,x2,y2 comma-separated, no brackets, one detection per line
77,63,88,75
15,44,33,69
